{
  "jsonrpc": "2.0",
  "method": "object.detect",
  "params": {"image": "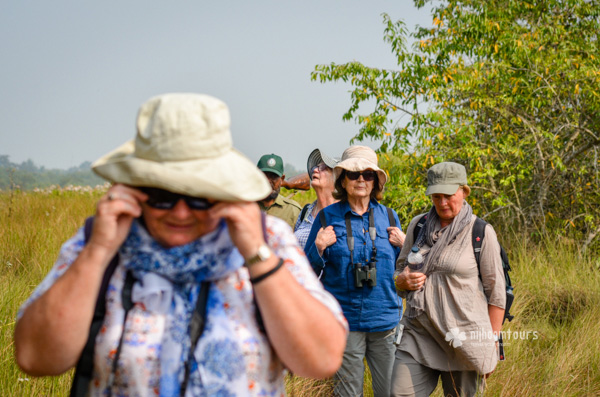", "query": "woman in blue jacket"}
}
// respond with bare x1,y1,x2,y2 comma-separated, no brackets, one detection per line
304,145,405,397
